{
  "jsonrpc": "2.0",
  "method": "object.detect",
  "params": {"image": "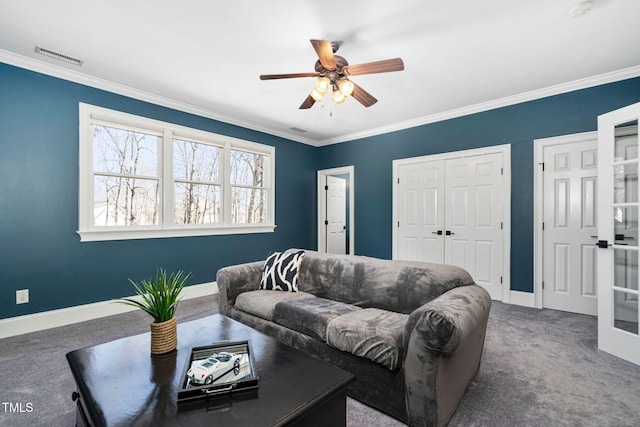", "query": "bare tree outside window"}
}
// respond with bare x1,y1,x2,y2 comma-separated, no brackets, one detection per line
80,104,275,241
230,149,266,224
92,125,159,226
173,138,221,224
